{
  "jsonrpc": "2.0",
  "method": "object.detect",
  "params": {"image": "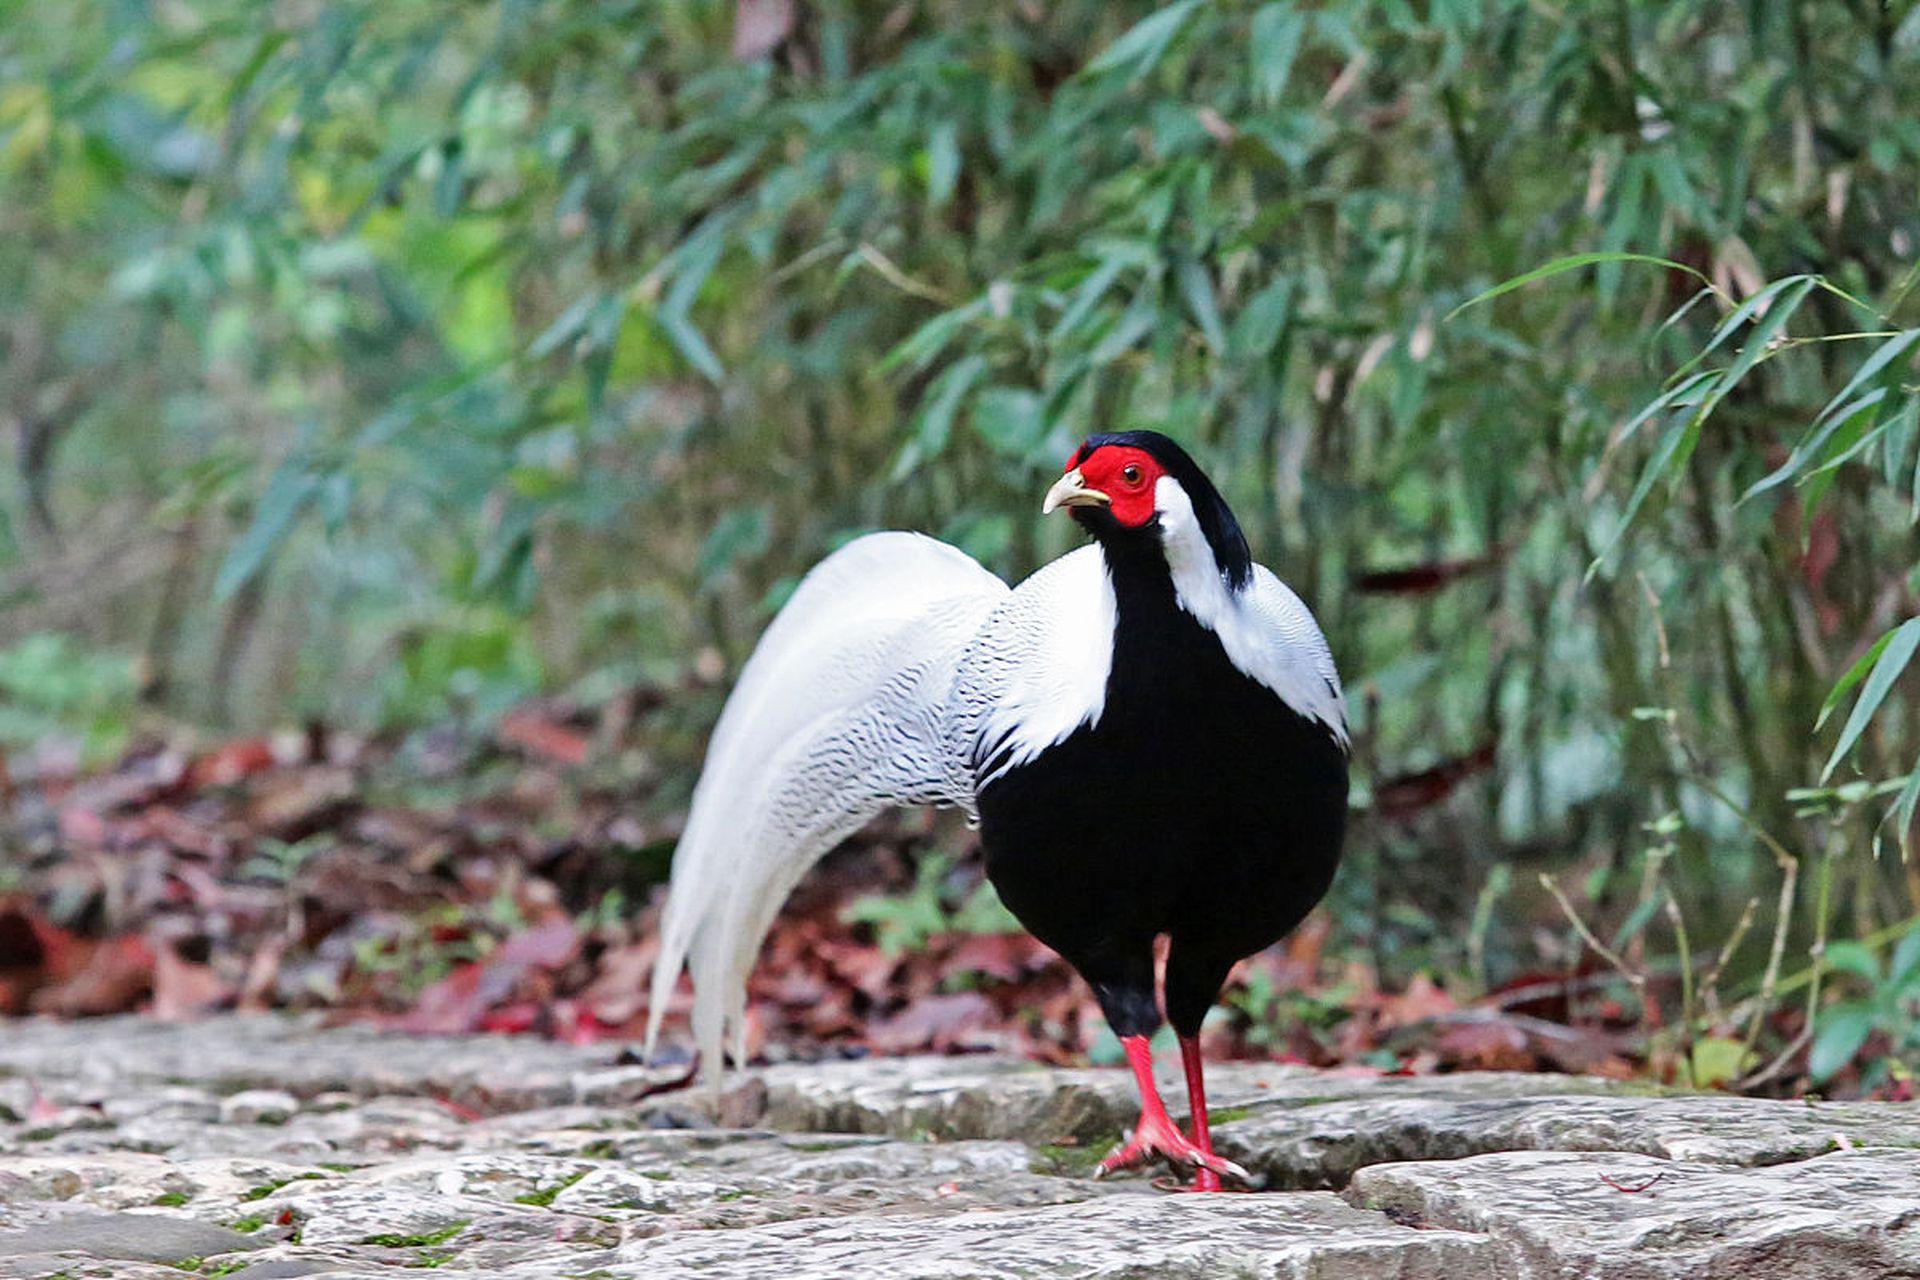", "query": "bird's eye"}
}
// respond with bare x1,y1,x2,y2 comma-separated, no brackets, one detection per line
1121,464,1143,485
